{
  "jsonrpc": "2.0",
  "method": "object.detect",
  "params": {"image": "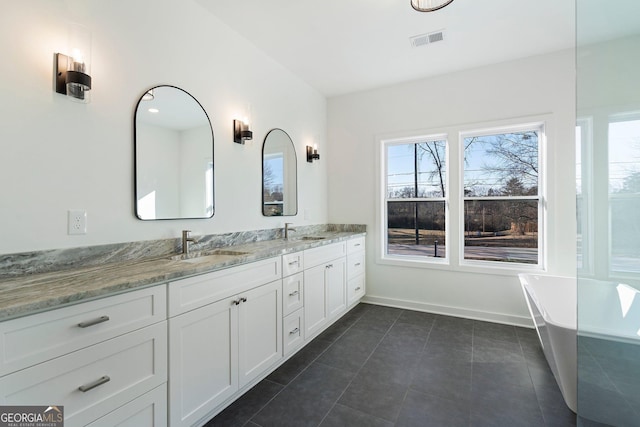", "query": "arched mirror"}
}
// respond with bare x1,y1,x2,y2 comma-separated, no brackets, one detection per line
134,85,214,220
262,129,298,216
